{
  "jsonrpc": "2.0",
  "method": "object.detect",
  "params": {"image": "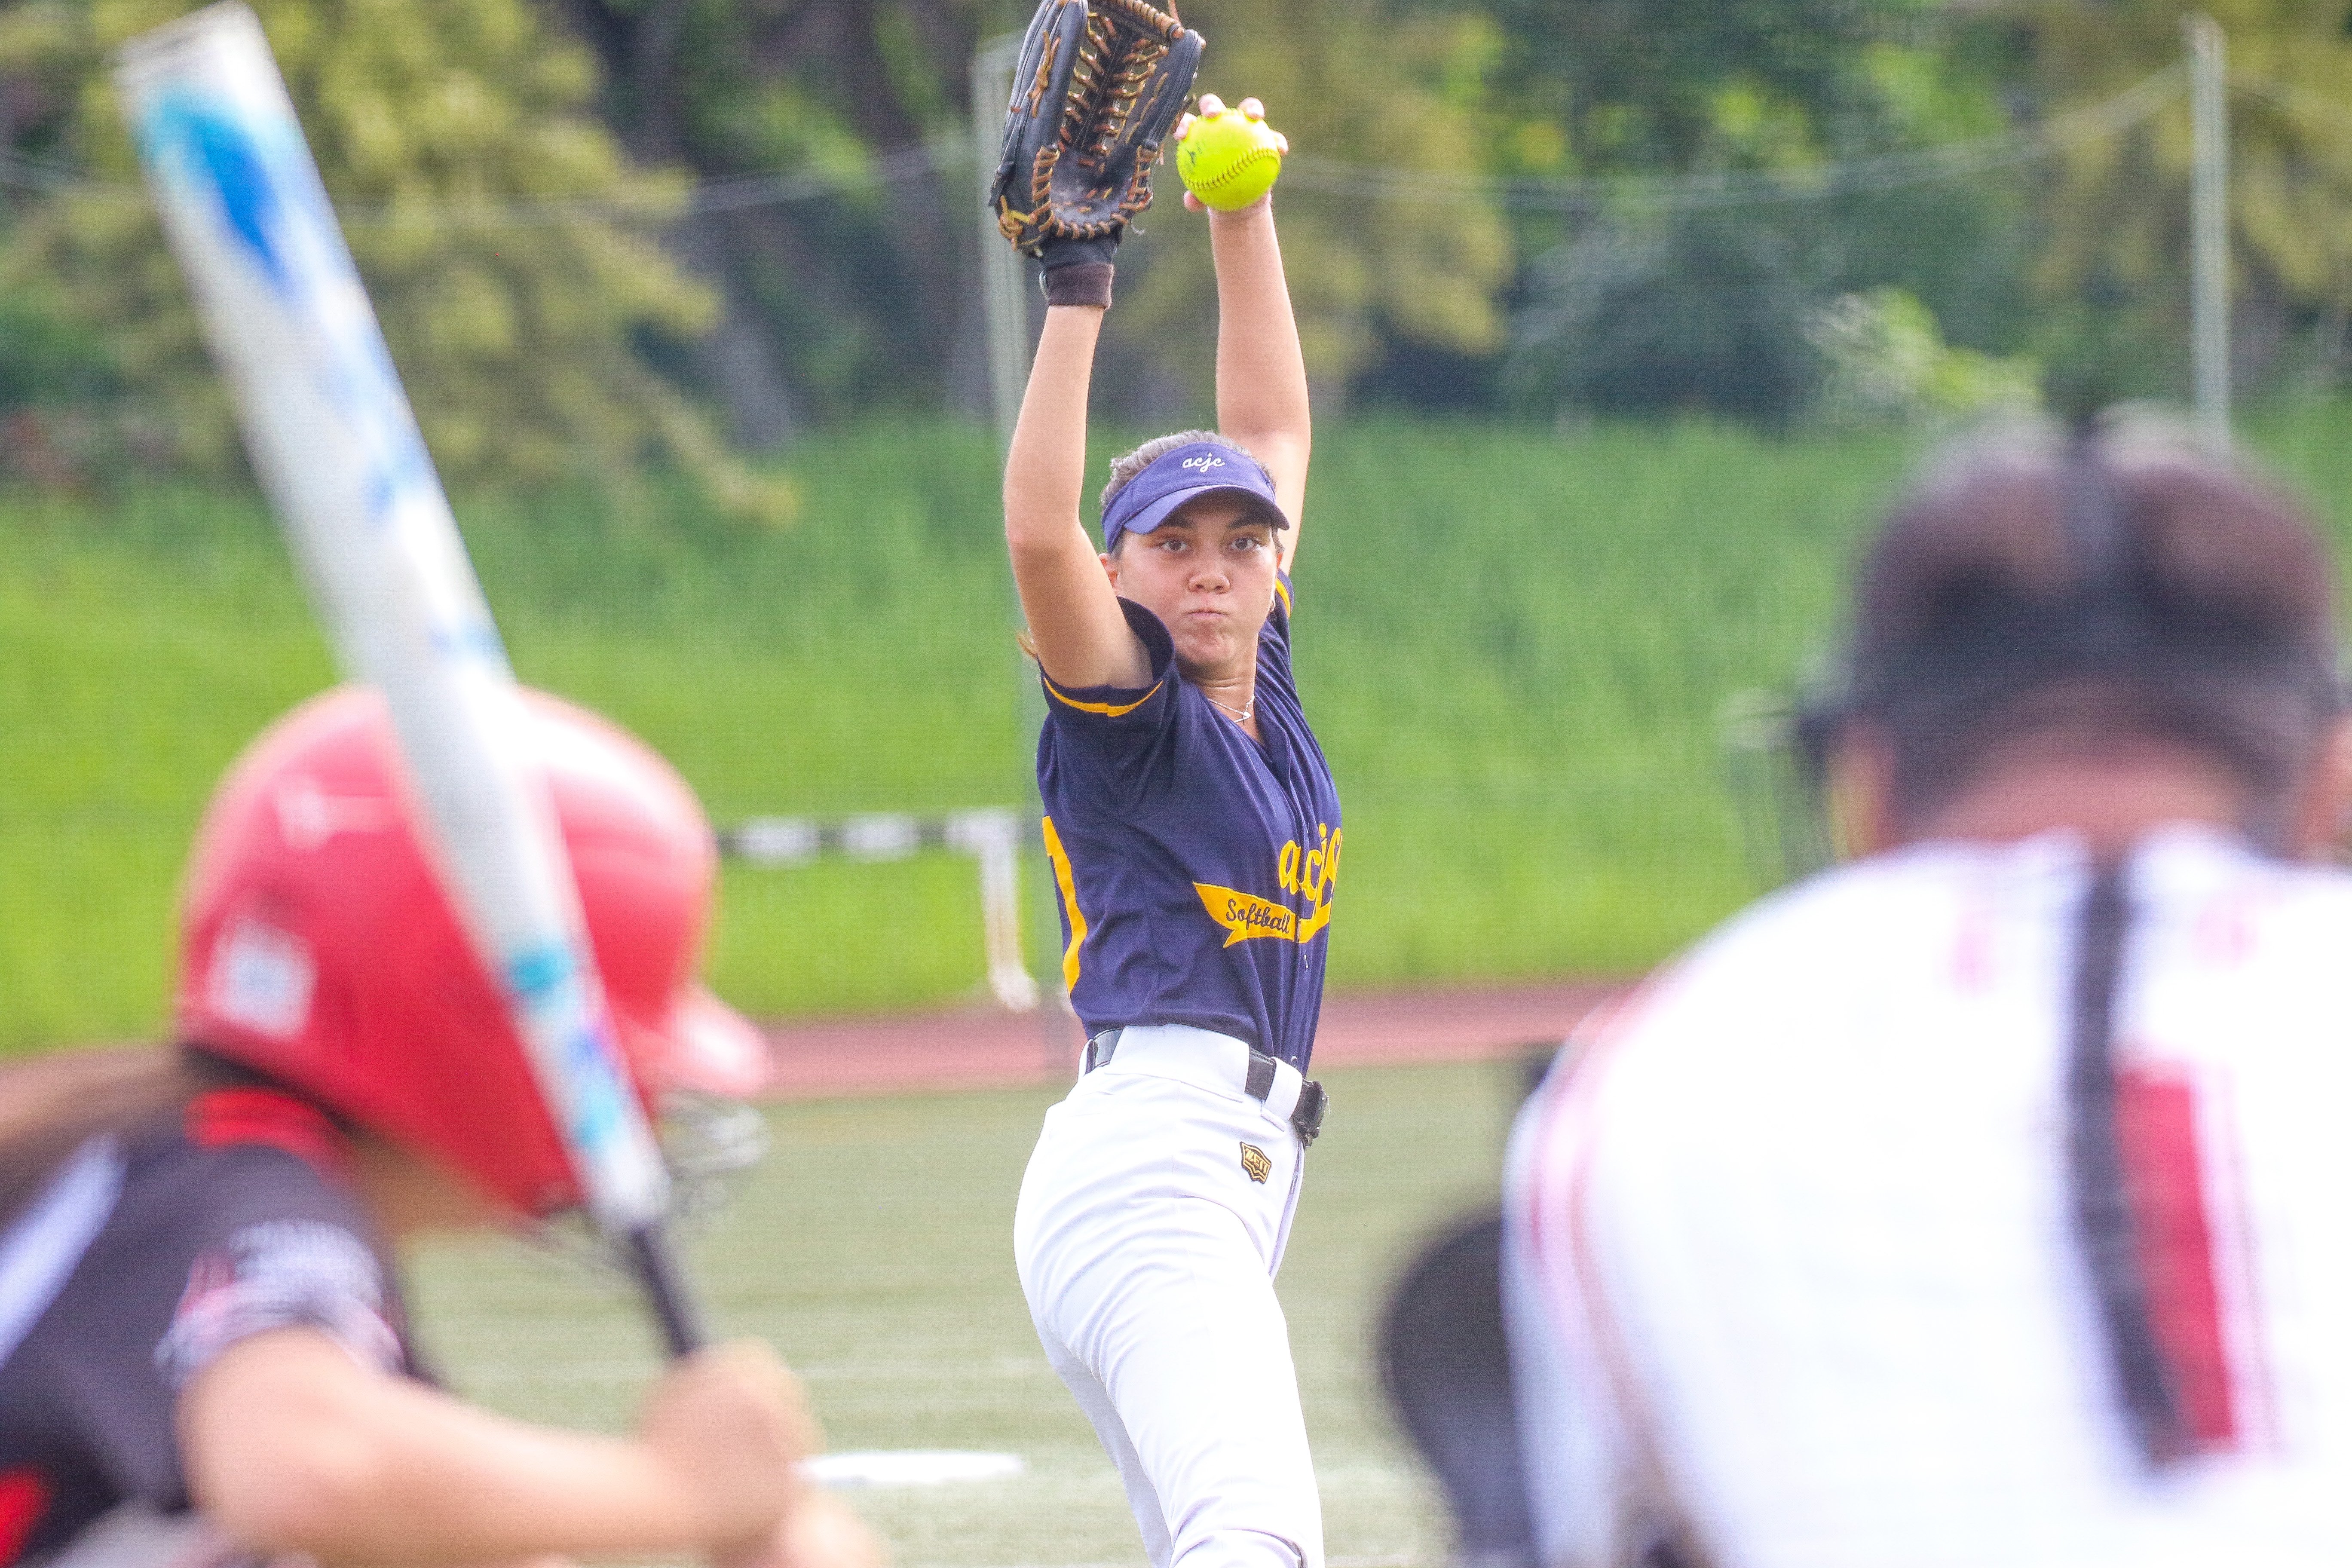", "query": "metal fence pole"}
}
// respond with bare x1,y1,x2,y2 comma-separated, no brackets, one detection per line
972,33,1080,1072
971,35,1034,452
2187,14,2231,453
